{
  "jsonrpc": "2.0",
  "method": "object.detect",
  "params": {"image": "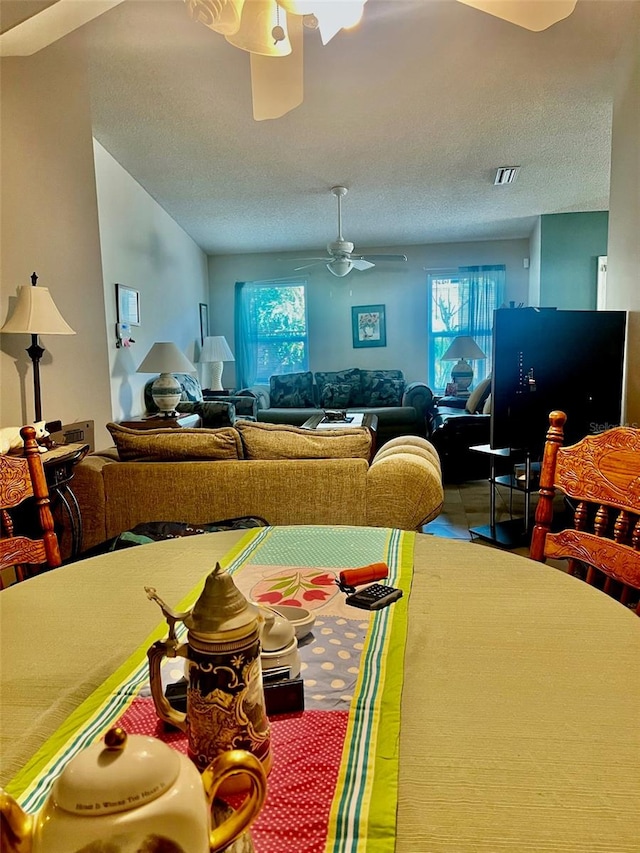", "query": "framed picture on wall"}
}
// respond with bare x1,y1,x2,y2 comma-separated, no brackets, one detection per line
116,283,140,326
352,304,386,348
199,302,209,345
